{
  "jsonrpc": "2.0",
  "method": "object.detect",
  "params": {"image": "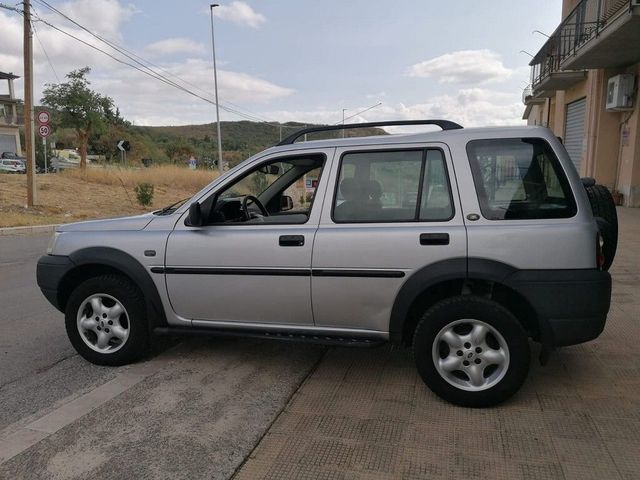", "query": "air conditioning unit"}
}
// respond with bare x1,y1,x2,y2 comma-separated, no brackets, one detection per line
606,74,635,111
